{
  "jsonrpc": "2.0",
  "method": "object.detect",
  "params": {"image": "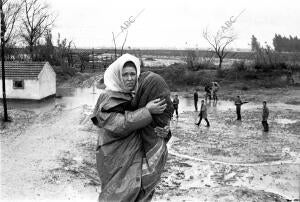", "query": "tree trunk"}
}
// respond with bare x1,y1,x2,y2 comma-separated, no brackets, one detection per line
29,45,34,61
218,57,223,69
1,2,9,122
